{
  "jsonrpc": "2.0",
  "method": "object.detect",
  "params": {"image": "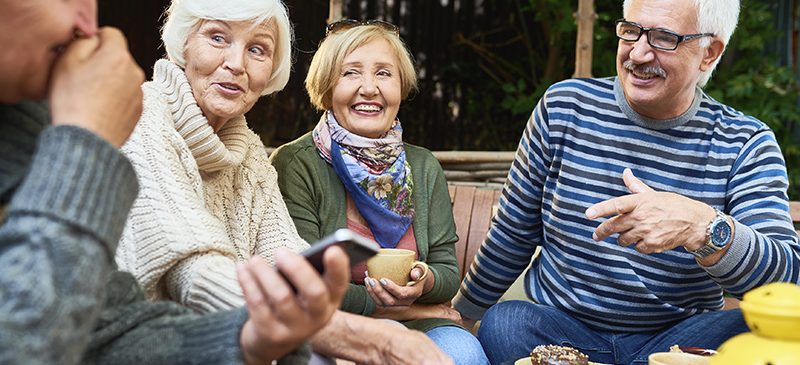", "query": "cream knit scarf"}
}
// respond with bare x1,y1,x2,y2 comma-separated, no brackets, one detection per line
153,59,249,172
